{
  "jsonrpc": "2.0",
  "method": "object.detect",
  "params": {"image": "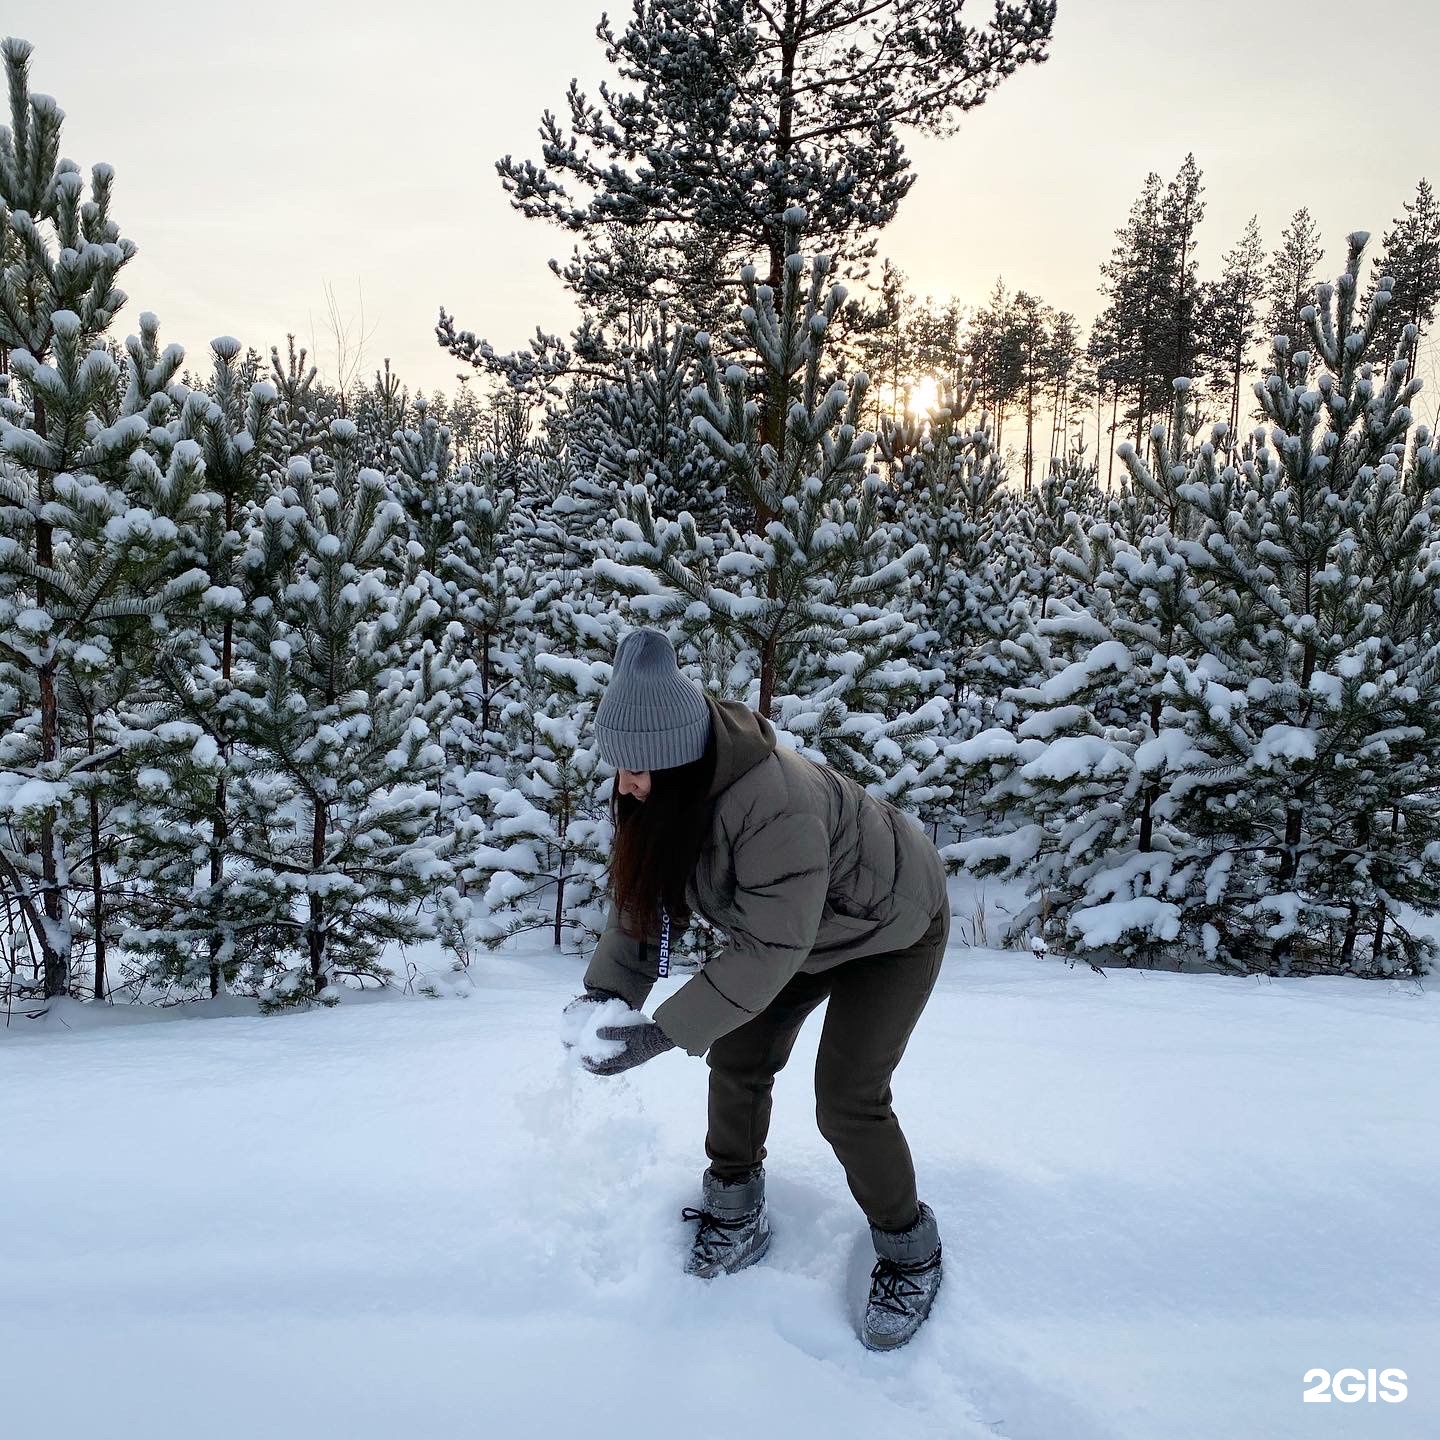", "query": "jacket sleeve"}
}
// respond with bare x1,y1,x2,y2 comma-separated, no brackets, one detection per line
583,897,662,1011
653,810,829,1056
